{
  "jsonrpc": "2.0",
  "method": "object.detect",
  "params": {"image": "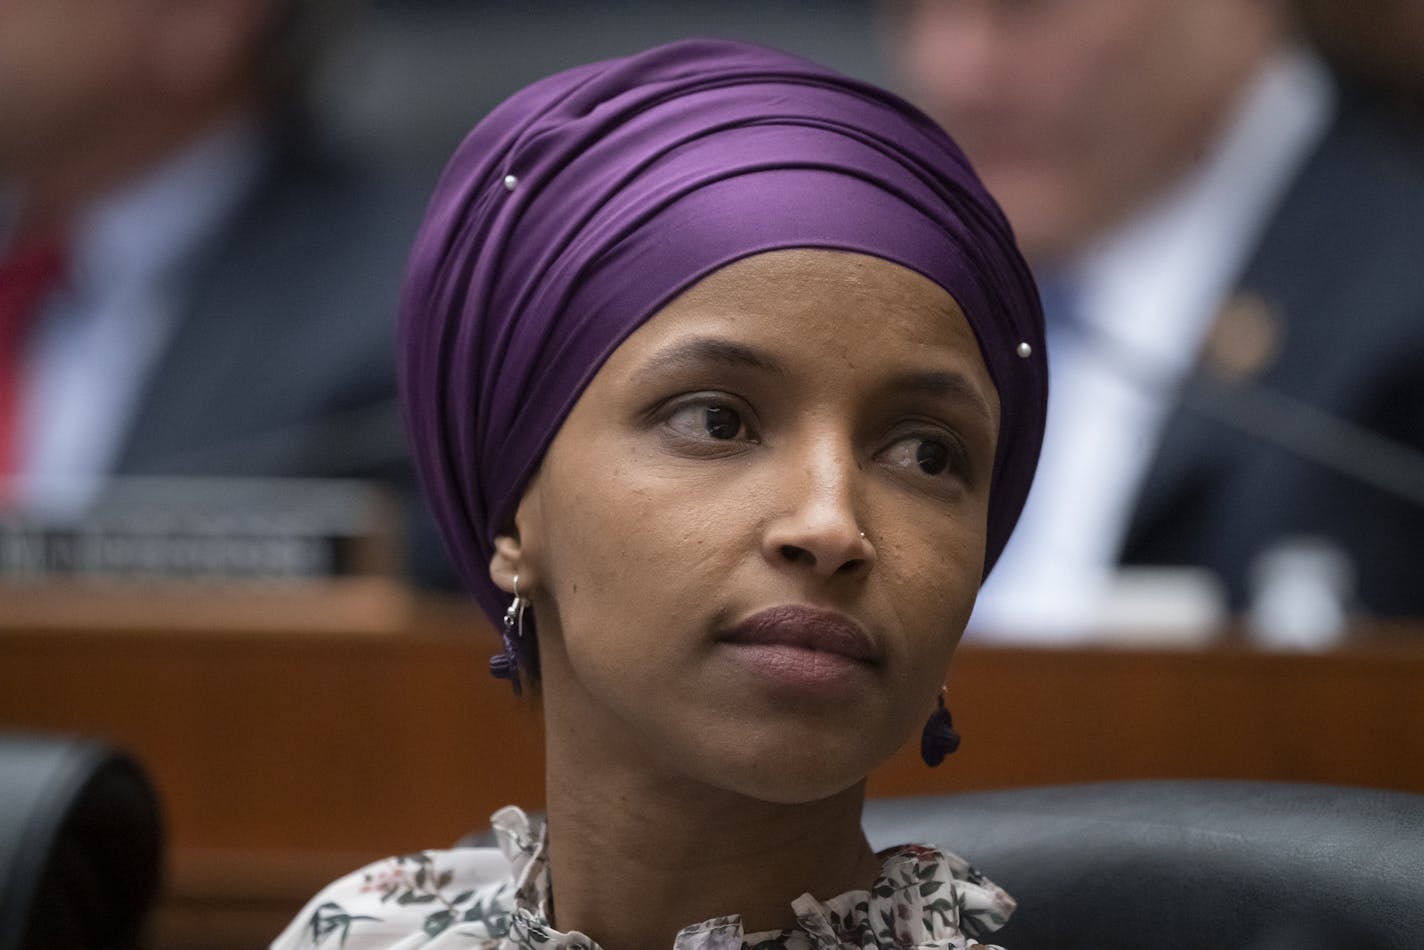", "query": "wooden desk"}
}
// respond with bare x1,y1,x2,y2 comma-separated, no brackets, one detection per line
2,588,1421,947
